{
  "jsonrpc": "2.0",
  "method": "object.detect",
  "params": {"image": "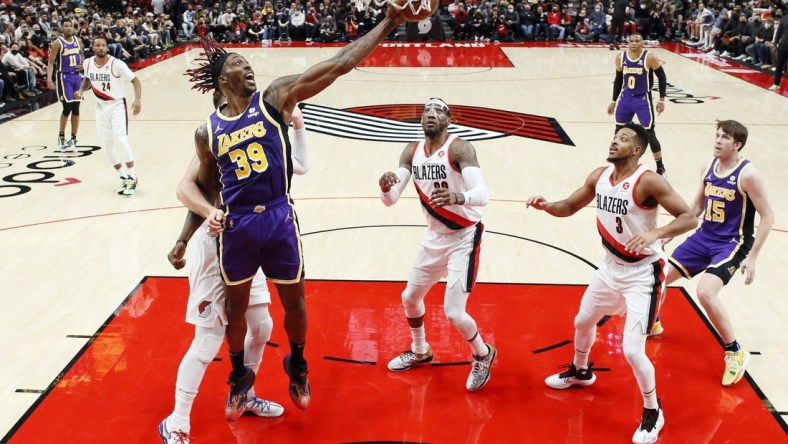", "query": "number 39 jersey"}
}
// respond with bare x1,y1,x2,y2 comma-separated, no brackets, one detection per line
595,164,663,264
207,92,292,207
411,134,481,234
82,56,135,102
